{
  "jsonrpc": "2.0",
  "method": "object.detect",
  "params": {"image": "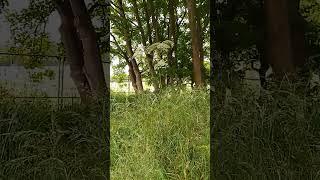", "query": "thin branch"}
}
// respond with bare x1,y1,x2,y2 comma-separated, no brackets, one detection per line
110,2,139,27
177,10,187,27
110,33,129,62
